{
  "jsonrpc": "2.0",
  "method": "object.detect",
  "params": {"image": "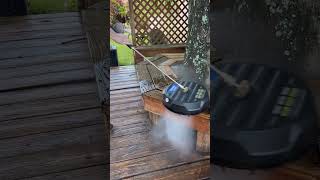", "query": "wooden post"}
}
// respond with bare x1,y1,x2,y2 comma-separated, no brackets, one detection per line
78,0,86,10
148,112,161,126
128,0,136,46
79,0,105,10
196,131,210,153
